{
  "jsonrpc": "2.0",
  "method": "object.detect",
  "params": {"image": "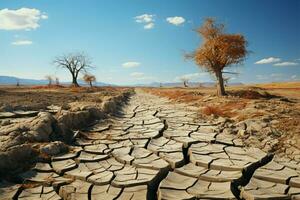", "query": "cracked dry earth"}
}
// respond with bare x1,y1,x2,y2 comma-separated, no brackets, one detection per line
2,89,300,200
